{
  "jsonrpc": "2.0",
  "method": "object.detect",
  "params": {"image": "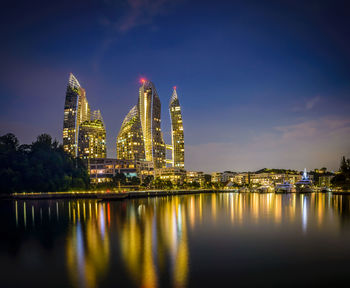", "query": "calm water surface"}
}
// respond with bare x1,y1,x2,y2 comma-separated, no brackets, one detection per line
1,193,350,287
